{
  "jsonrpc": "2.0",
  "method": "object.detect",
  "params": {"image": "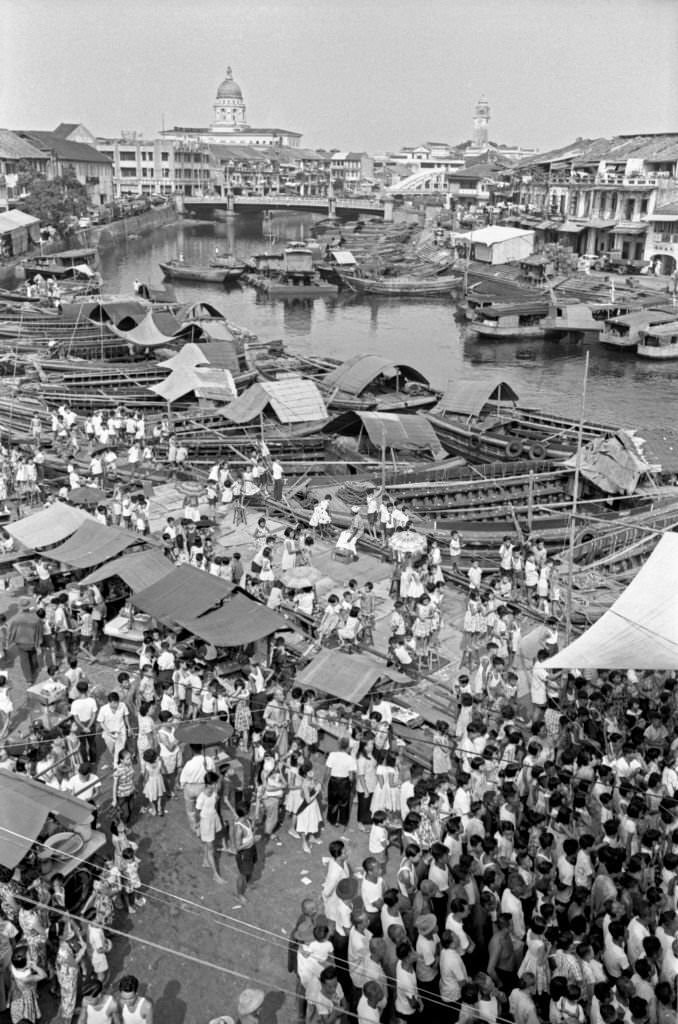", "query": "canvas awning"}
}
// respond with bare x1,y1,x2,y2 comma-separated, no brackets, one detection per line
150,366,237,404
295,649,410,705
544,533,678,670
434,379,520,417
109,309,193,348
159,341,241,373
0,771,93,869
46,520,140,569
323,355,429,396
177,594,290,647
563,431,648,495
80,549,172,591
132,566,233,624
5,501,95,549
222,379,328,424
357,411,444,454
